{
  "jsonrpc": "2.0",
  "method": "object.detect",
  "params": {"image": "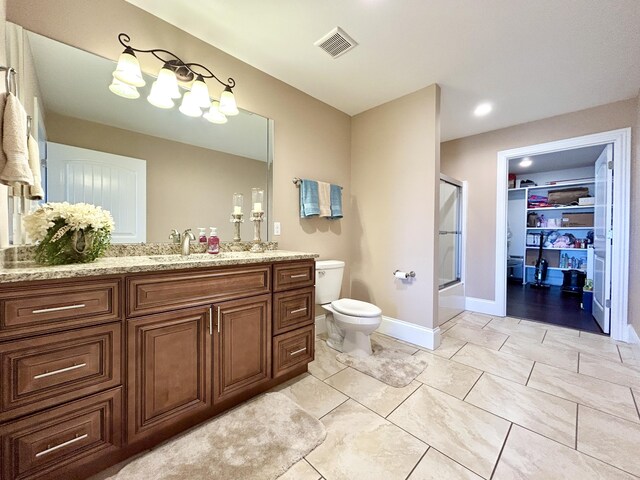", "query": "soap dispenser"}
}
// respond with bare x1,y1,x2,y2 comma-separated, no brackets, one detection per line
198,228,207,244
207,227,220,254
